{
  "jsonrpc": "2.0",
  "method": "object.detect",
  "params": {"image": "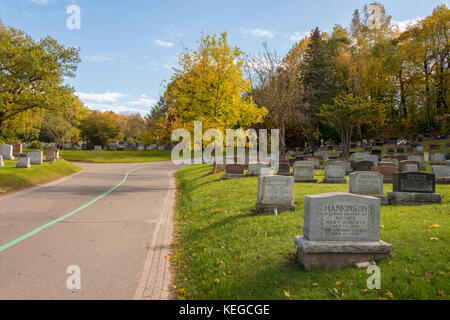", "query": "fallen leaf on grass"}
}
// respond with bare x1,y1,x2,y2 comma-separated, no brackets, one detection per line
361,289,368,294
430,237,439,241
386,291,394,299
213,278,220,284
438,290,445,298
409,280,415,285
424,271,433,278
312,283,319,287
284,290,291,298
429,224,440,229
335,281,342,286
